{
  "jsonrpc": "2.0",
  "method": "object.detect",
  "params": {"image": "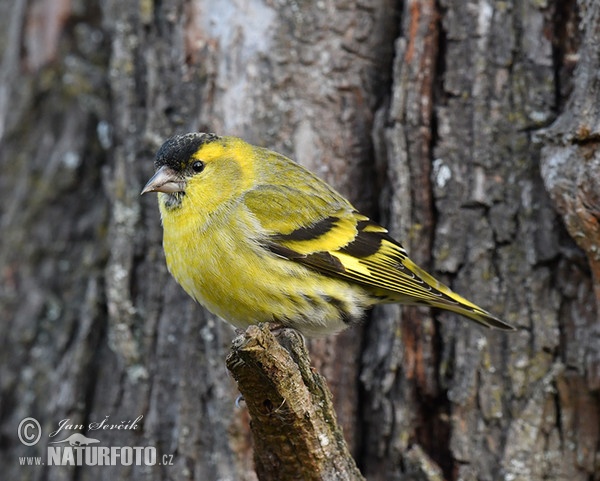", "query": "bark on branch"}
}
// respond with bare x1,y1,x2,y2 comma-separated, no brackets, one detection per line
225,324,365,481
